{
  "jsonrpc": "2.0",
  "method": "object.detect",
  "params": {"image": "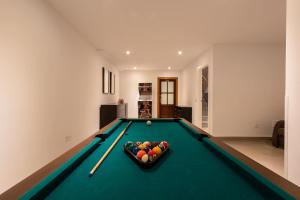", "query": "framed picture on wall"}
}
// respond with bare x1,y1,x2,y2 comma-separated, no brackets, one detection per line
110,72,115,94
102,67,110,94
